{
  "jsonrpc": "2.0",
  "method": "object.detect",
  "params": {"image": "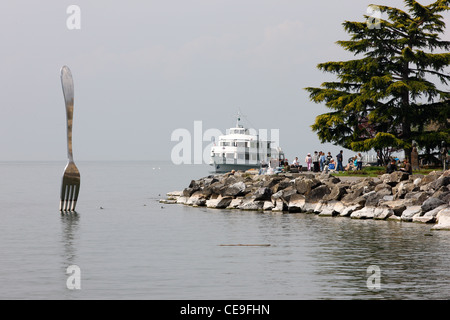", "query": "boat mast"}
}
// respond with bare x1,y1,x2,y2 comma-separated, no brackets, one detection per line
236,111,242,128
